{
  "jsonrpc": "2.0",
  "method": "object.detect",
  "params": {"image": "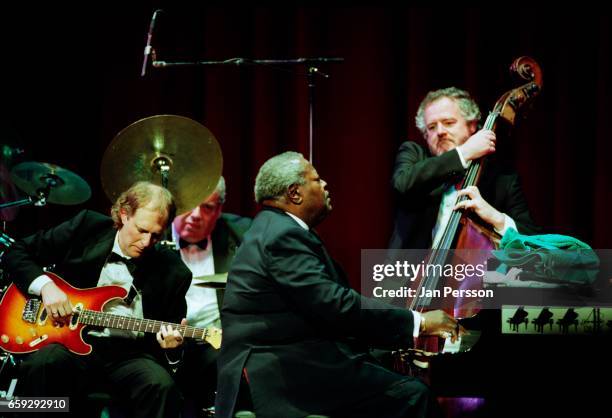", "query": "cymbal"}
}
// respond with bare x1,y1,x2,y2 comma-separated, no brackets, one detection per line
100,115,222,215
10,162,92,205
193,273,227,289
